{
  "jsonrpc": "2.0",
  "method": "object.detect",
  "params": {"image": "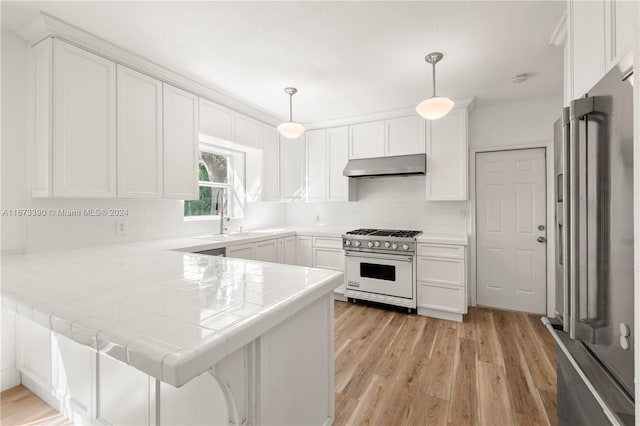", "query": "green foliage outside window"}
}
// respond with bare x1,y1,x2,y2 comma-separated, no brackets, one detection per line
184,152,230,217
